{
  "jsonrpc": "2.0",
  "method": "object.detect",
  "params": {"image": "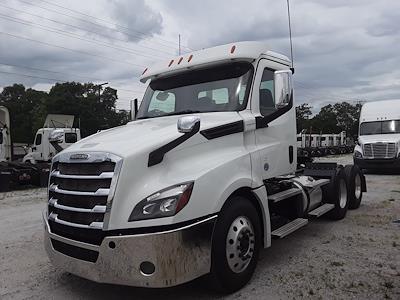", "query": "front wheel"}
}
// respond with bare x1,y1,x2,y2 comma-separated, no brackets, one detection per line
209,196,261,294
